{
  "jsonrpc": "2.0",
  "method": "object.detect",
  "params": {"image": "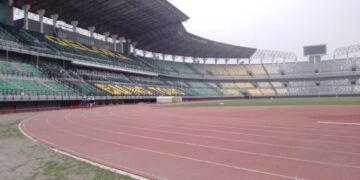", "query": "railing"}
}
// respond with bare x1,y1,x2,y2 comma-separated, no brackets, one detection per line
0,70,46,79
0,89,75,96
